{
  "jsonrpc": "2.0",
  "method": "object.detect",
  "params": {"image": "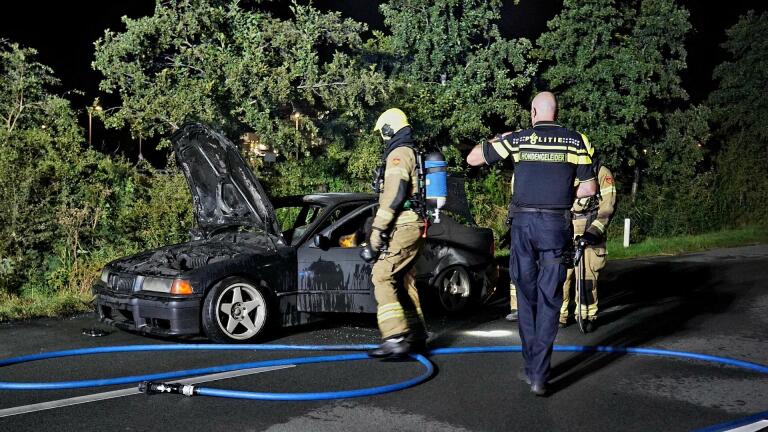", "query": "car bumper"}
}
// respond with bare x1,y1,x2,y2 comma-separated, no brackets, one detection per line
93,285,201,337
